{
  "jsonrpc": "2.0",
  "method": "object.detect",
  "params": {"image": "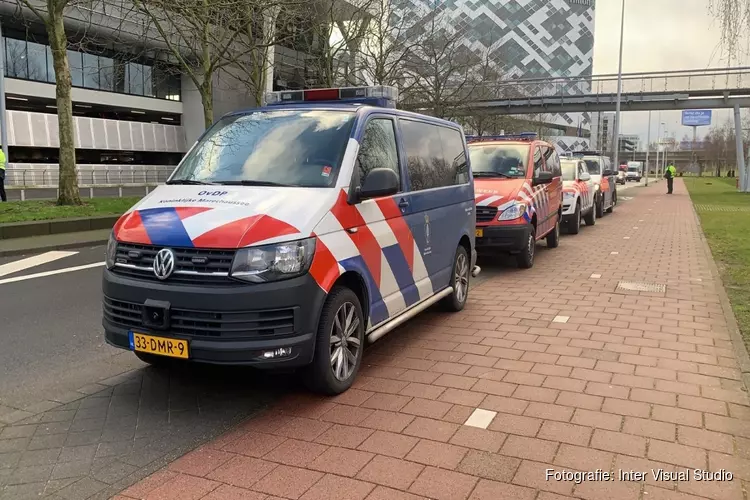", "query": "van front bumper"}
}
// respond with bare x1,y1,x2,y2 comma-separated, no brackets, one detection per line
102,268,327,368
475,224,530,252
